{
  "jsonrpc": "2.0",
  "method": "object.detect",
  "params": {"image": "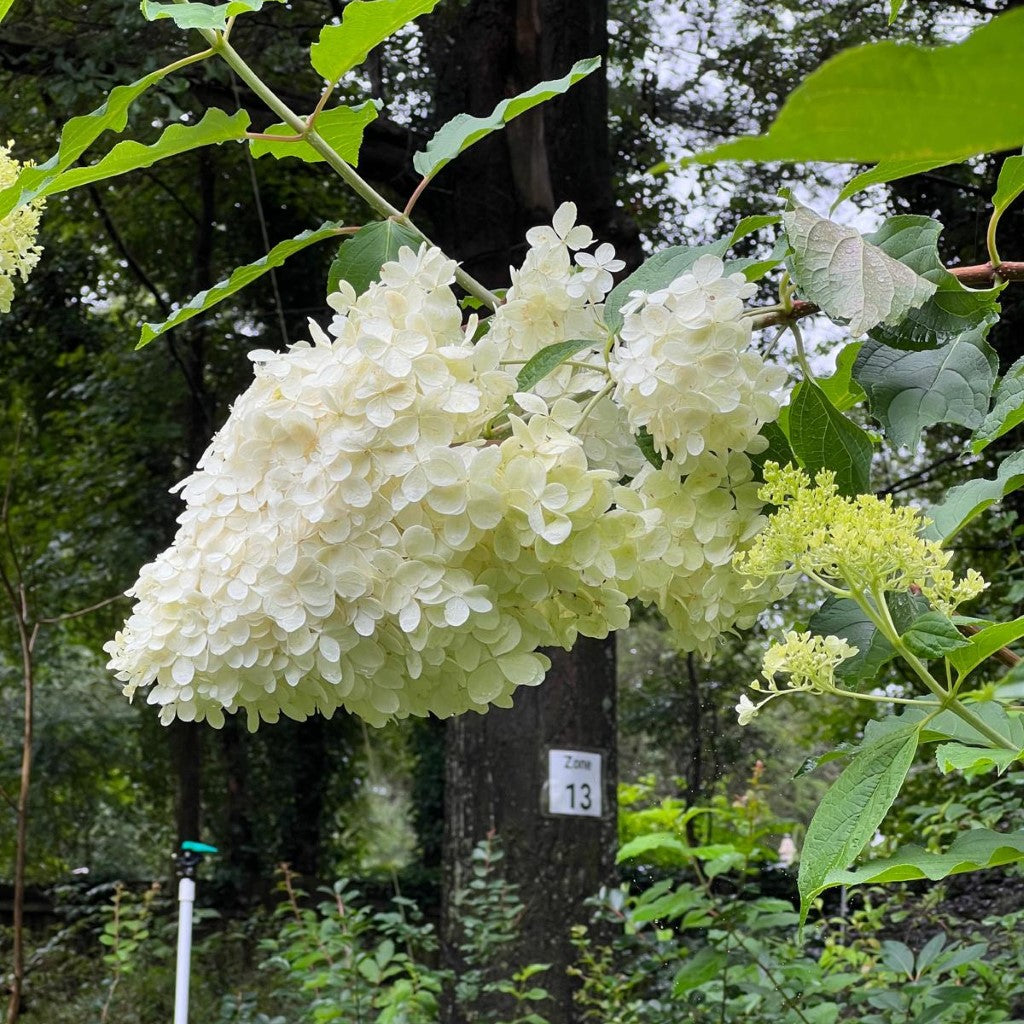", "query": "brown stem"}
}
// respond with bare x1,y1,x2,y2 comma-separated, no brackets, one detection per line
751,261,1024,331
